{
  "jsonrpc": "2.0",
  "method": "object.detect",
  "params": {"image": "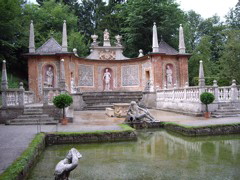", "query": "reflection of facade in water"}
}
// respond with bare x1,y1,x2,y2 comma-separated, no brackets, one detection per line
137,131,240,161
